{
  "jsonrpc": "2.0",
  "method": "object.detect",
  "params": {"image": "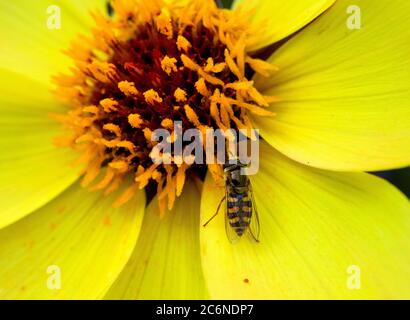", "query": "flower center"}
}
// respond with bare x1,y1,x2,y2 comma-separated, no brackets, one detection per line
53,0,276,211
